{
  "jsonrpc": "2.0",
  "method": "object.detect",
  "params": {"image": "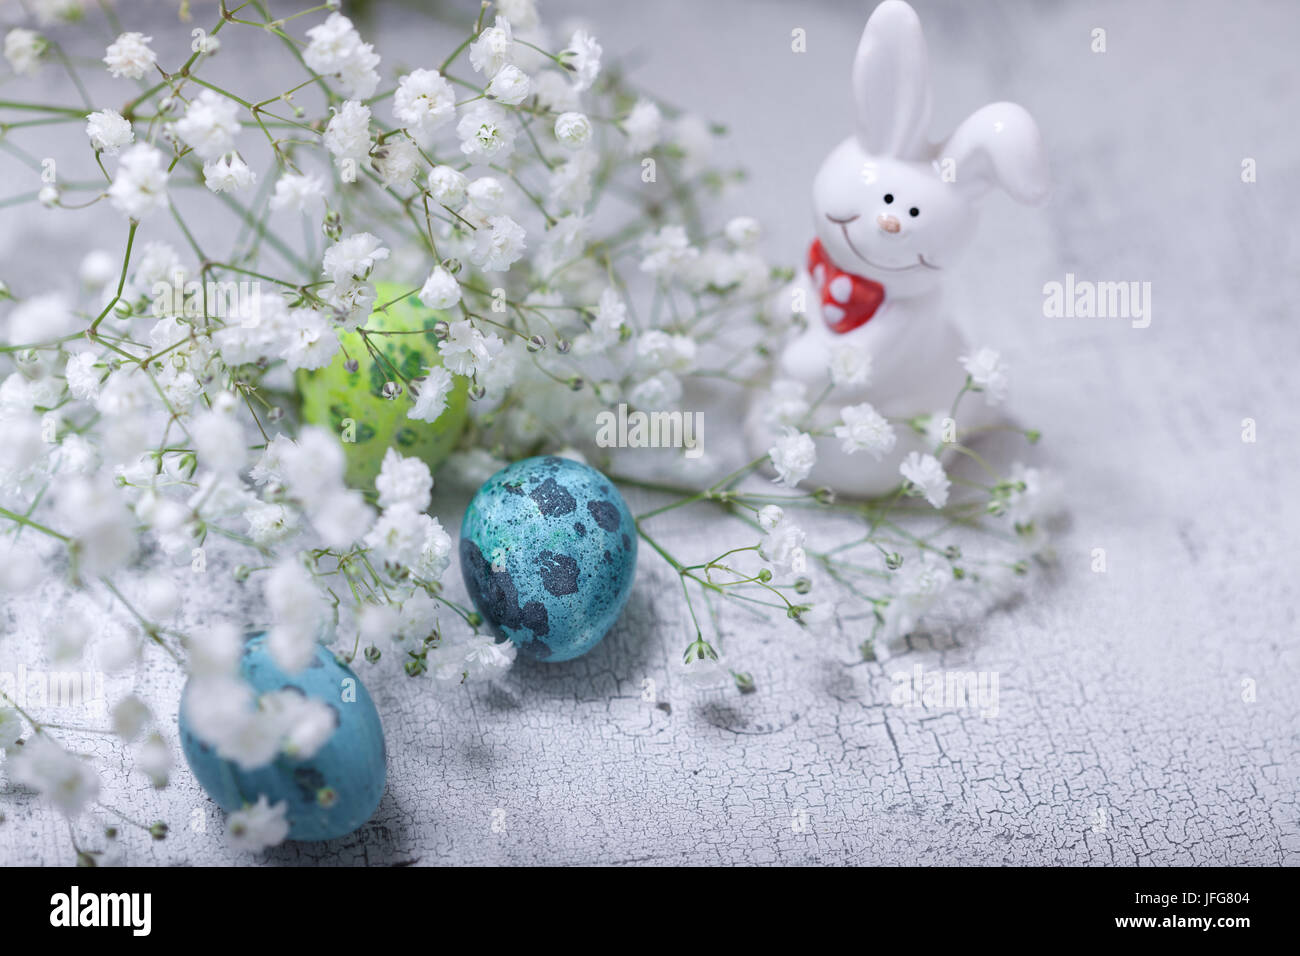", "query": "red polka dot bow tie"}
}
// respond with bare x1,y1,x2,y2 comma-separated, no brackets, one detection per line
808,238,885,334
